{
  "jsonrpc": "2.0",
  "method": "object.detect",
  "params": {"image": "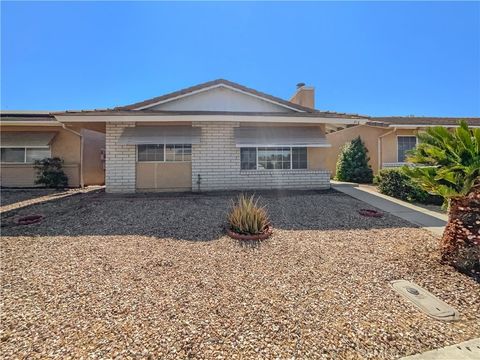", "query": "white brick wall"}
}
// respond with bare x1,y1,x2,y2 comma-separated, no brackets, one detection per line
105,122,136,193
192,121,330,191
105,121,331,193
